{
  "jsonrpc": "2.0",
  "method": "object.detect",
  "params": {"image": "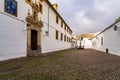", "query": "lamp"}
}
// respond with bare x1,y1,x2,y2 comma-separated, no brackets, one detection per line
45,31,48,36
114,25,118,31
26,23,31,30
